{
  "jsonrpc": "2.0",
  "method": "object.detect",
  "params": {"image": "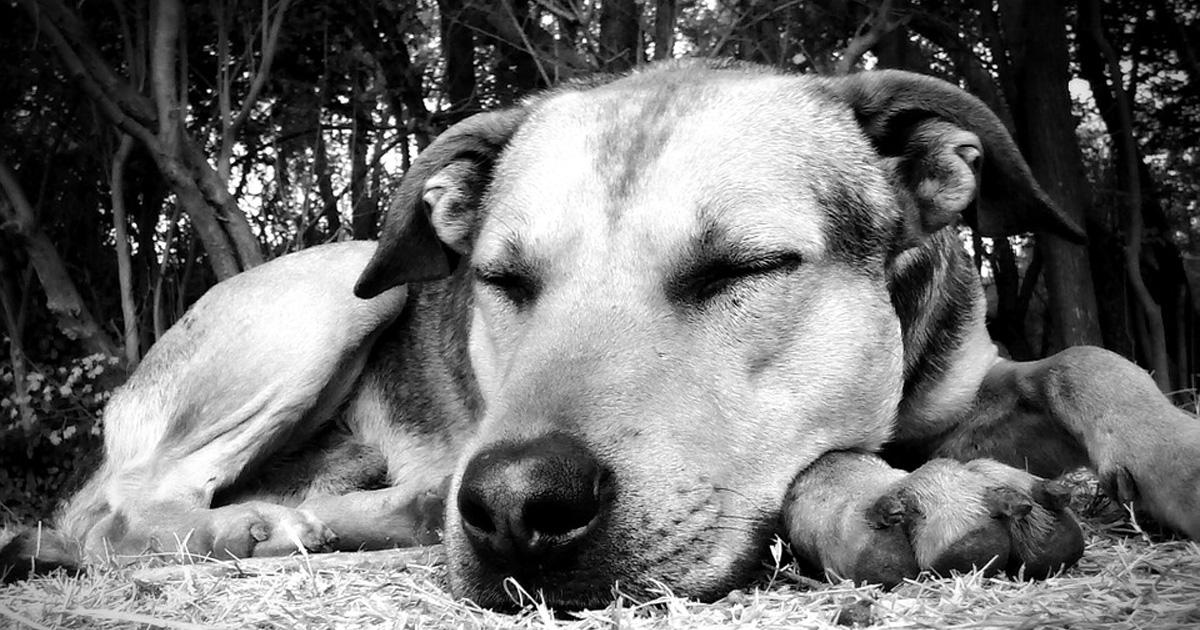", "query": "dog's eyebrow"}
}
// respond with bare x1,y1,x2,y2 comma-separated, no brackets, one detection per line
473,237,539,279
687,220,795,266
